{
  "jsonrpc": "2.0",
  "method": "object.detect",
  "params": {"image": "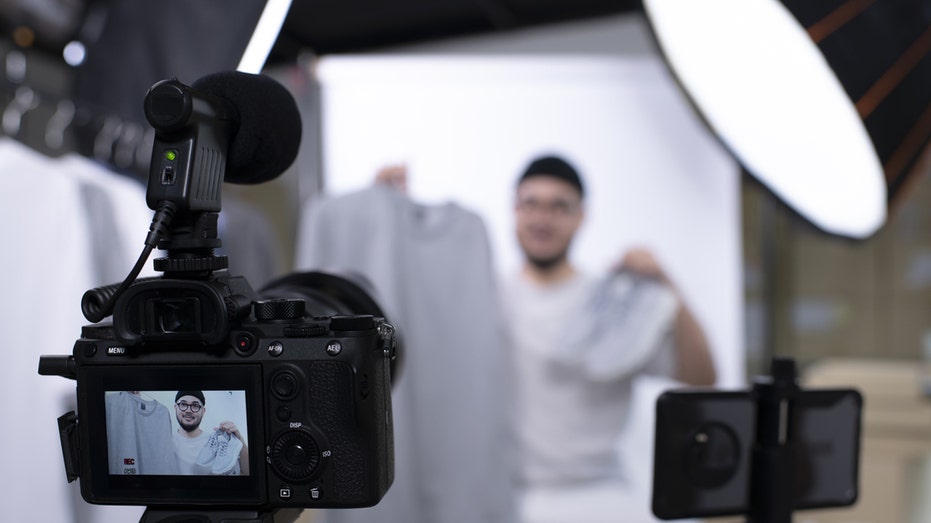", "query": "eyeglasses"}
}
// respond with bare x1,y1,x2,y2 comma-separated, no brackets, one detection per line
175,401,203,413
516,197,581,217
